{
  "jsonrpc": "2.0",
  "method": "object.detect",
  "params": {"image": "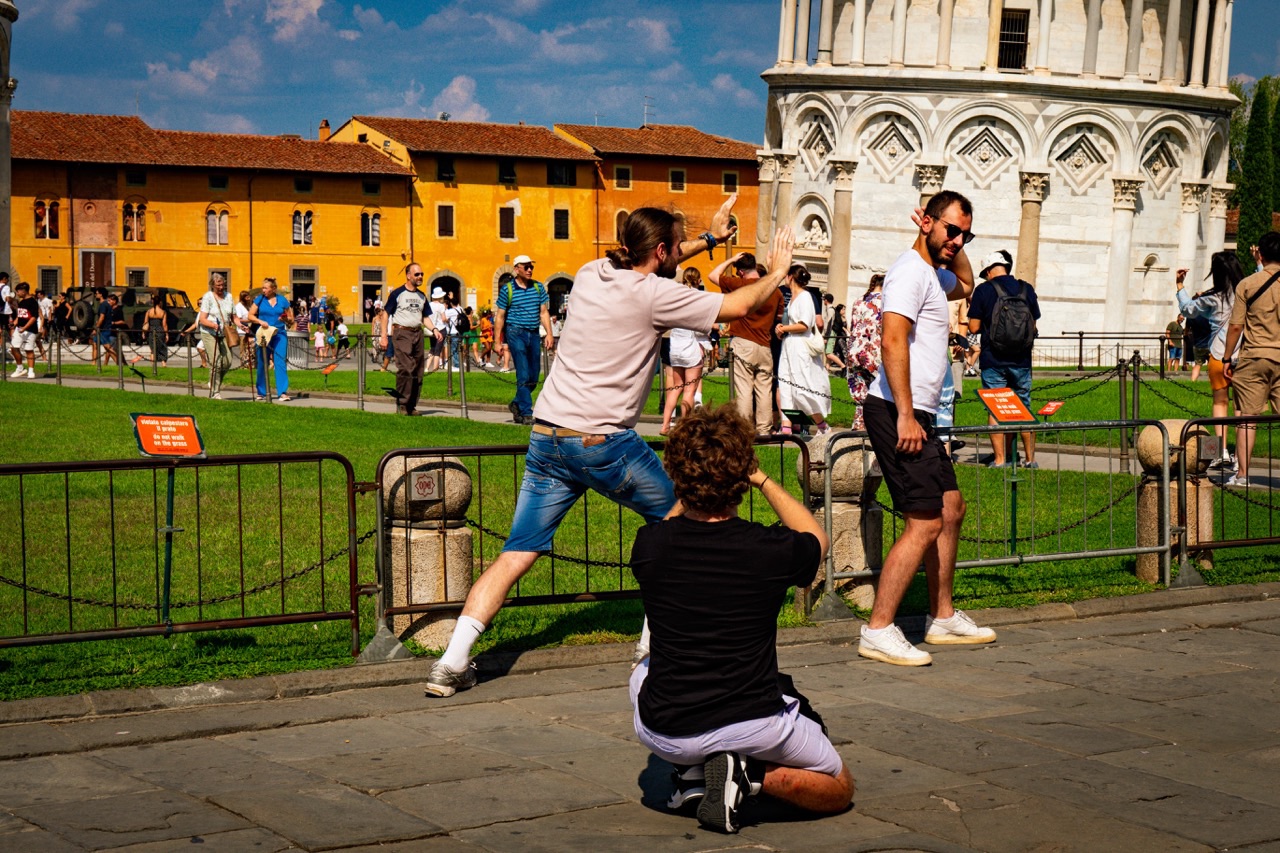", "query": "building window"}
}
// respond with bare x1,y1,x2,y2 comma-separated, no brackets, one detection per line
553,208,570,240
294,177,313,194
206,208,229,245
125,170,147,187
209,174,229,191
669,168,686,193
126,268,149,288
362,180,381,196
497,159,517,185
499,206,516,240
615,209,628,242
614,166,632,190
998,9,1030,70
34,200,60,240
293,209,314,245
437,156,456,182
122,202,147,242
722,171,739,194
728,215,740,247
209,269,231,291
38,267,62,294
291,267,316,298
361,211,381,246
547,162,577,186
438,204,455,238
